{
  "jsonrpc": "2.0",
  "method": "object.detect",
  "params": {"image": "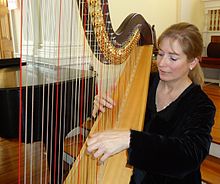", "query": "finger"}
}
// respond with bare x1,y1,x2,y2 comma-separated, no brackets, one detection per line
92,106,98,117
99,94,115,107
103,100,114,109
94,96,105,108
98,106,106,112
100,152,111,162
93,100,106,112
87,142,100,153
96,95,114,107
97,97,114,110
93,147,105,158
105,96,115,106
95,95,105,105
